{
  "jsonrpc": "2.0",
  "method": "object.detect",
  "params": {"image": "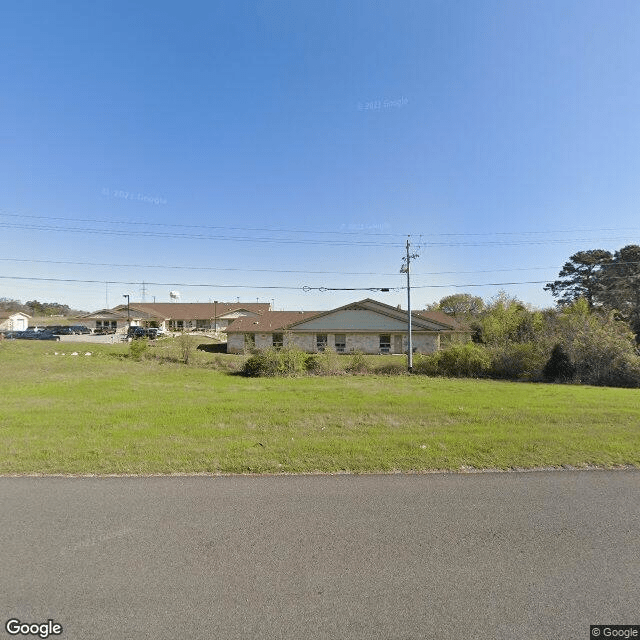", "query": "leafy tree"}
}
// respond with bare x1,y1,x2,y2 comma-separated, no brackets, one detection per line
598,245,640,339
432,293,484,318
544,249,612,308
553,299,640,386
472,292,542,346
0,298,27,313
